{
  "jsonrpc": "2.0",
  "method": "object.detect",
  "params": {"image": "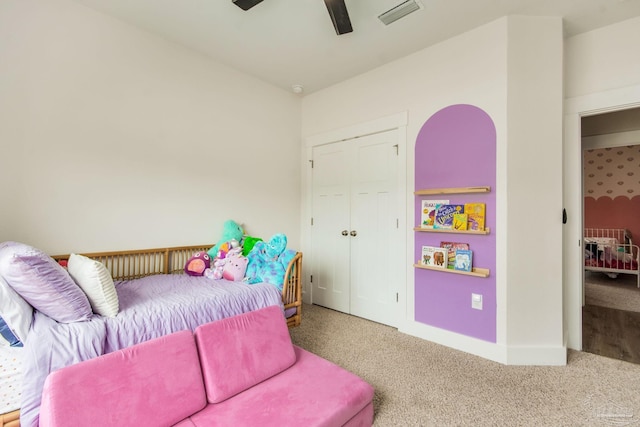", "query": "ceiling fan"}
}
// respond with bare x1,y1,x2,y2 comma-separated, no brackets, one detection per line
232,0,420,36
